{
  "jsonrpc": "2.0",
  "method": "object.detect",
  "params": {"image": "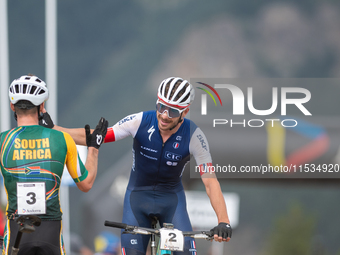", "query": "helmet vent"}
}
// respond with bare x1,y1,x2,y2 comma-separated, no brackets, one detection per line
31,86,37,94
160,84,164,94
38,89,45,95
180,93,189,103
23,84,27,94
174,84,188,101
